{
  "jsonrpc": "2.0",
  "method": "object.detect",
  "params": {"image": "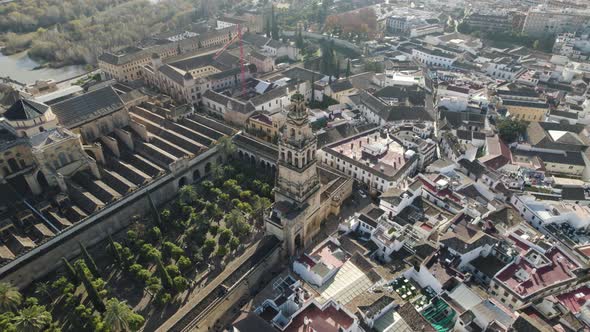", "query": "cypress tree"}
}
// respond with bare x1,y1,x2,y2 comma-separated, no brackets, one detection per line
310,74,315,102
108,235,123,266
346,59,351,78
296,28,304,49
62,257,78,284
148,192,161,228
271,5,279,40
76,264,105,313
265,18,271,38
156,256,173,291
79,242,100,278
335,59,341,79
